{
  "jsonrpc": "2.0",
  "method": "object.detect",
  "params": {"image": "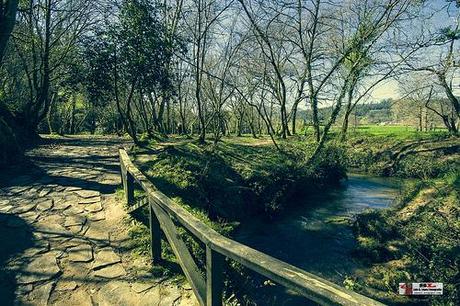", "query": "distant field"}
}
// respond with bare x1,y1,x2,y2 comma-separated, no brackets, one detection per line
352,124,417,134
332,124,448,140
